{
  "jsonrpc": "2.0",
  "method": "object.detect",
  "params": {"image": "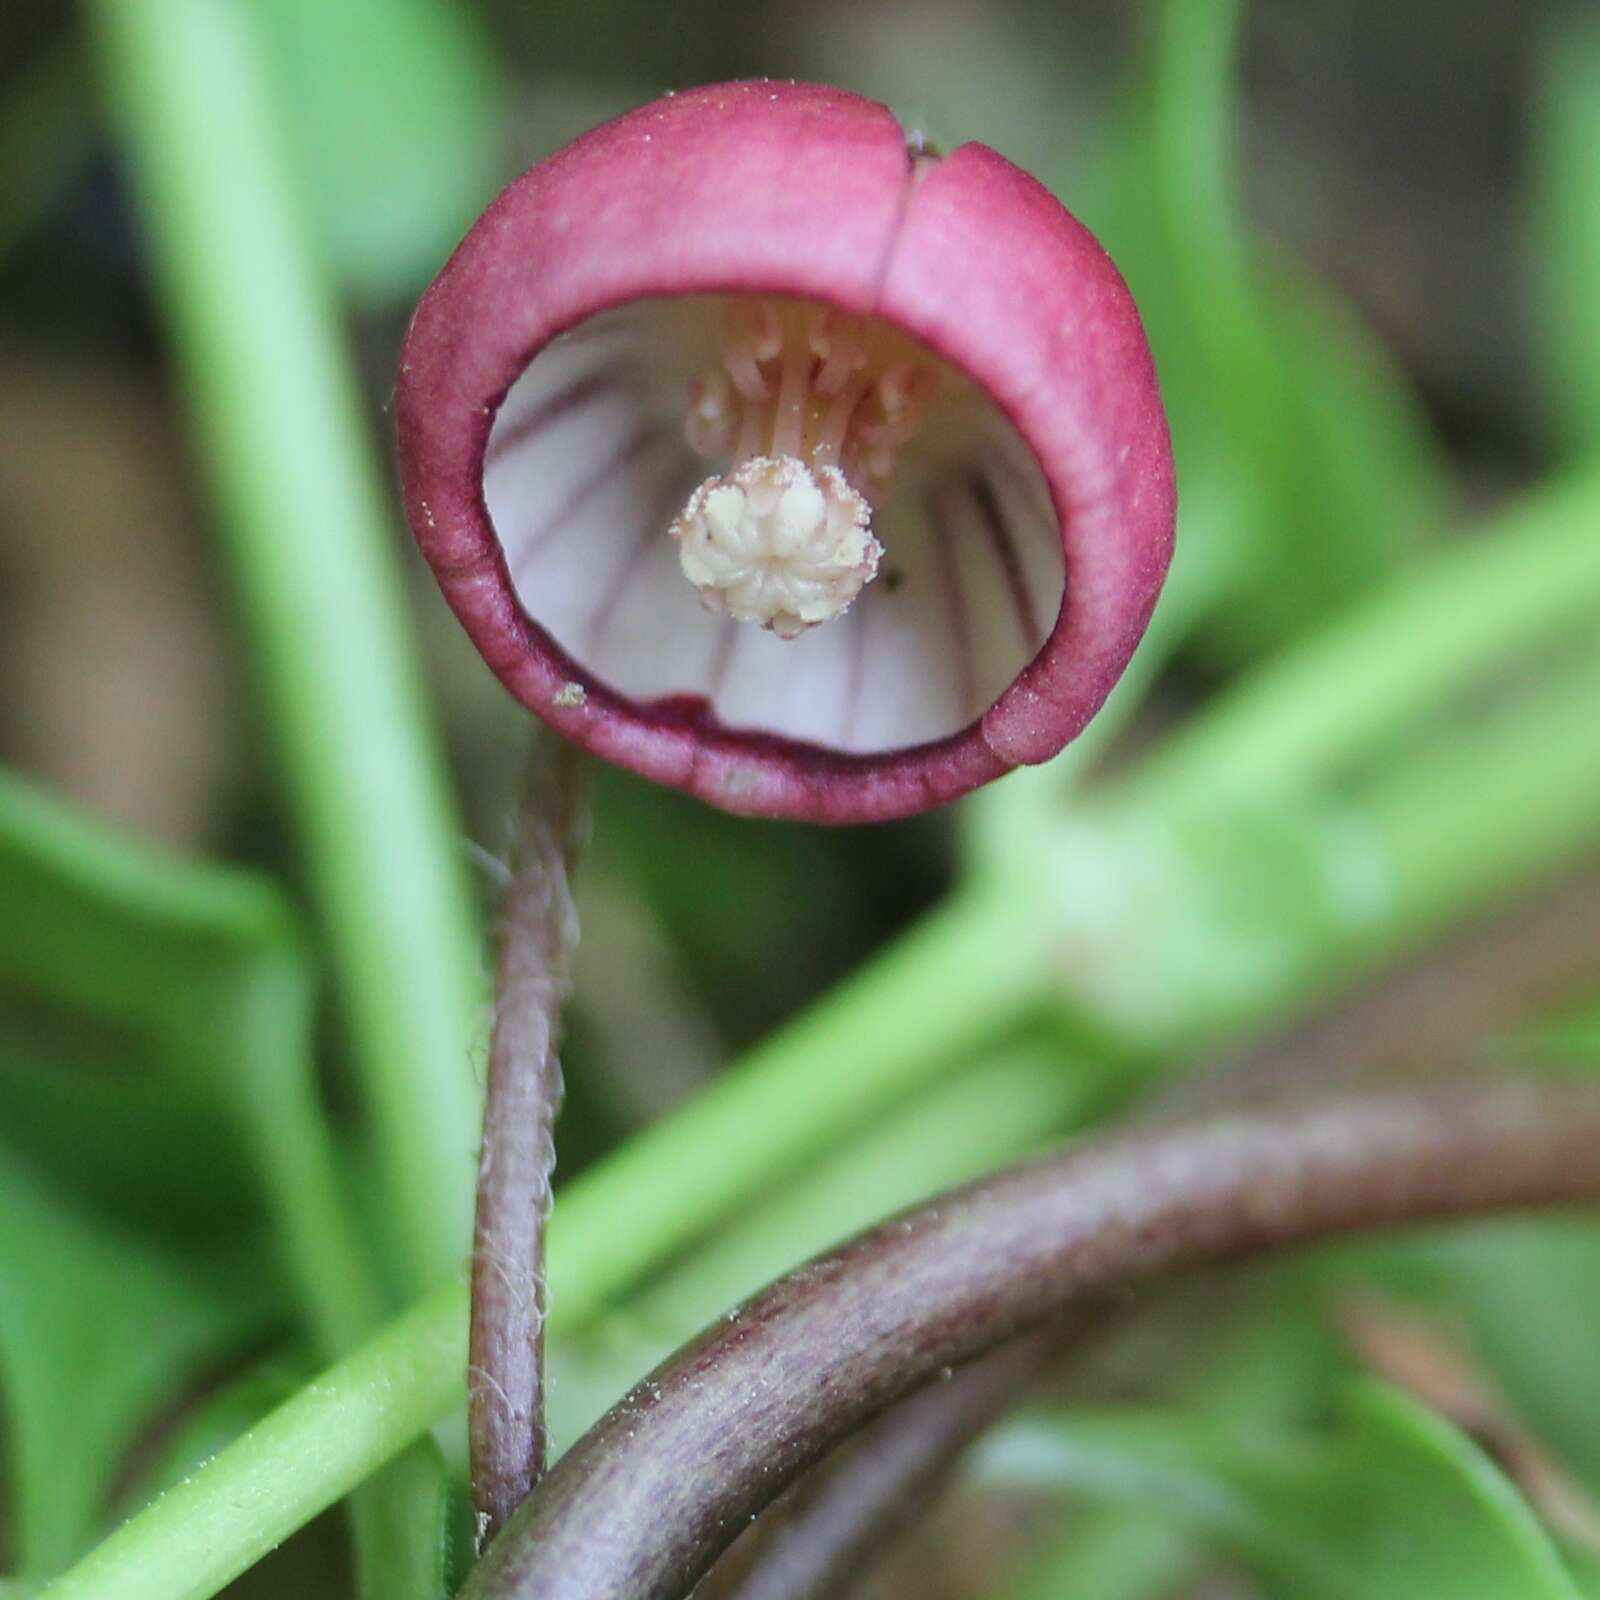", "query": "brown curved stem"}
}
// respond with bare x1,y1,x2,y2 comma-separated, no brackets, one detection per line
699,1327,1067,1600
459,1072,1600,1600
468,735,587,1547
